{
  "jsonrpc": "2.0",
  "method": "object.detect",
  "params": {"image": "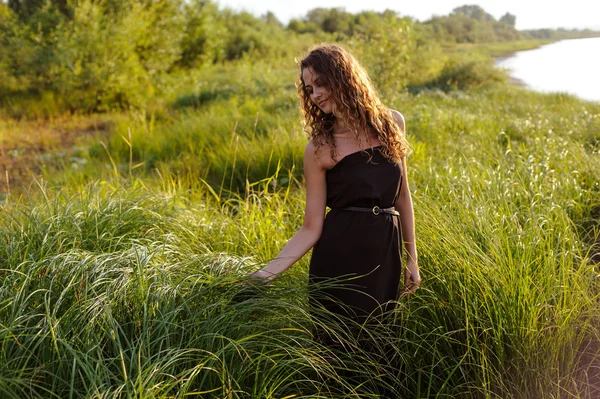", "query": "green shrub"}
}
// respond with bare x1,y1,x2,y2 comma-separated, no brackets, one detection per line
421,54,507,91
